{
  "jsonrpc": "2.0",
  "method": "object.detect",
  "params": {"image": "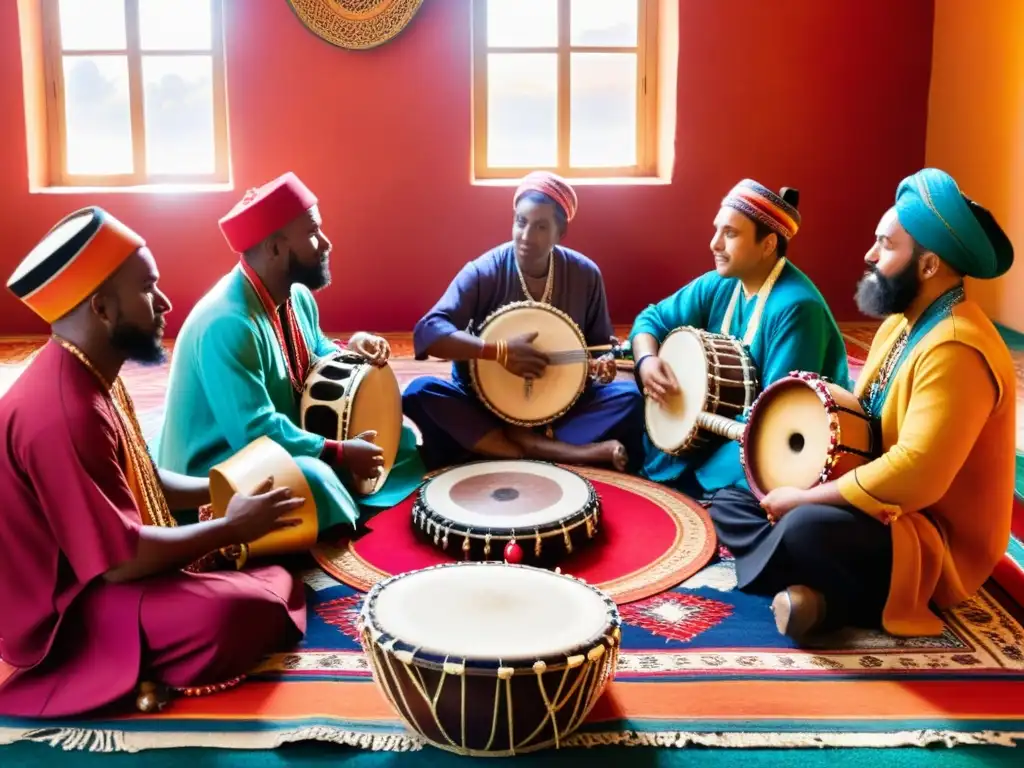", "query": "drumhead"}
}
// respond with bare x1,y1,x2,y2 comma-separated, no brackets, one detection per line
421,461,592,529
644,328,709,450
367,563,614,661
347,363,403,486
473,304,587,425
746,380,831,491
